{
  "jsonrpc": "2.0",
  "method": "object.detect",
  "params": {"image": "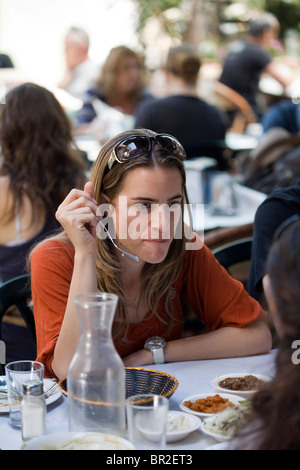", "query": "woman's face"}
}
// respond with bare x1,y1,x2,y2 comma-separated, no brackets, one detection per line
115,56,142,94
109,166,183,264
